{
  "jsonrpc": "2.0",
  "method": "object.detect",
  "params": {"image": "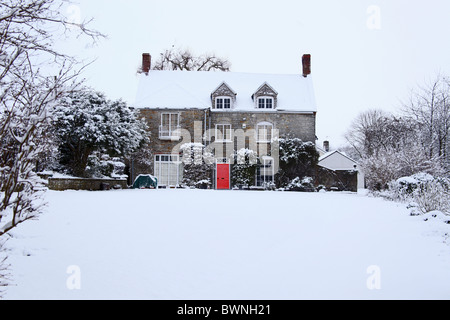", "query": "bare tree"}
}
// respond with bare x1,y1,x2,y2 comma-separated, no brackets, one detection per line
0,0,104,237
151,46,231,72
402,75,450,172
344,108,443,190
344,109,391,159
